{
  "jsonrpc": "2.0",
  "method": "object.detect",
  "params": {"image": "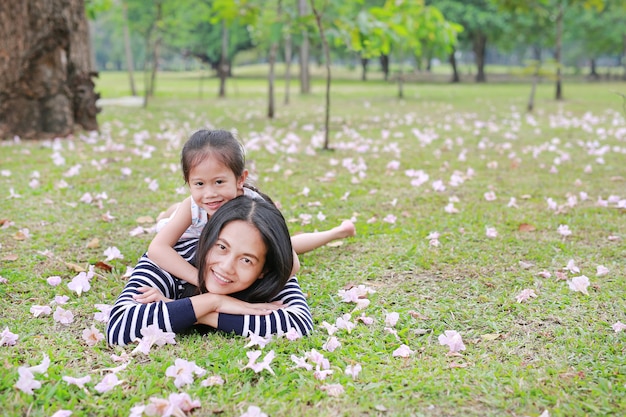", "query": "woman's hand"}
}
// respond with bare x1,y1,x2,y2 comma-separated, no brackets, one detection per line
215,295,281,315
191,293,282,327
133,287,172,303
